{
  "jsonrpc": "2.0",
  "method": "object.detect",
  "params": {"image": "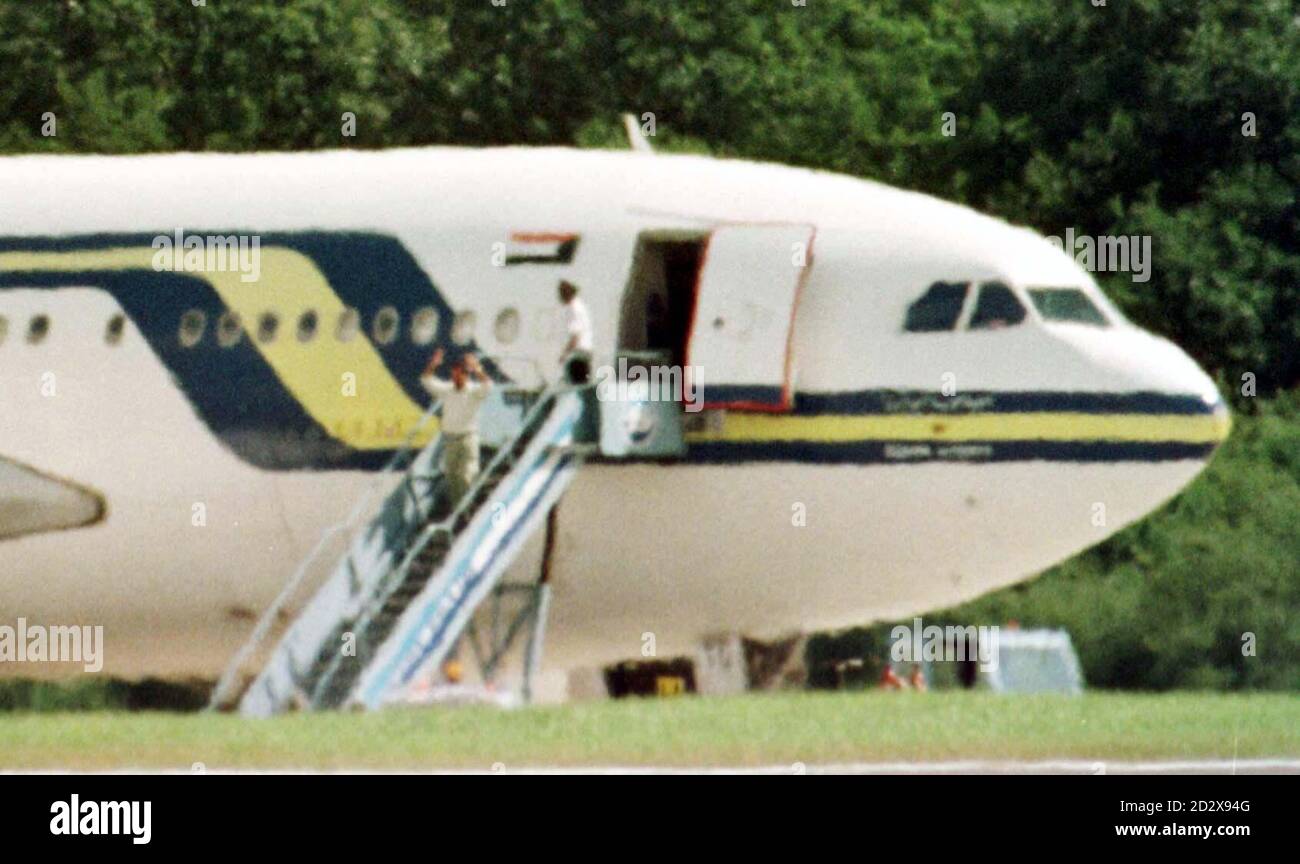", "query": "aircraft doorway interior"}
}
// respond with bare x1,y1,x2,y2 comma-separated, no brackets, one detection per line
618,234,707,371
